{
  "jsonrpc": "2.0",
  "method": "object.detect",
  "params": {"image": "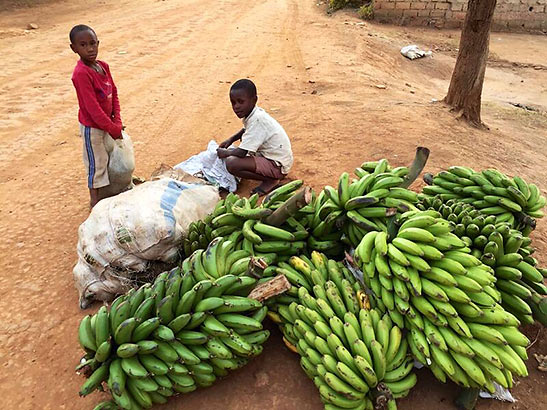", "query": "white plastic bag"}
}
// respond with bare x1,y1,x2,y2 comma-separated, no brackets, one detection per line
100,131,136,197
73,176,220,308
175,140,238,192
401,45,432,60
109,131,135,182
